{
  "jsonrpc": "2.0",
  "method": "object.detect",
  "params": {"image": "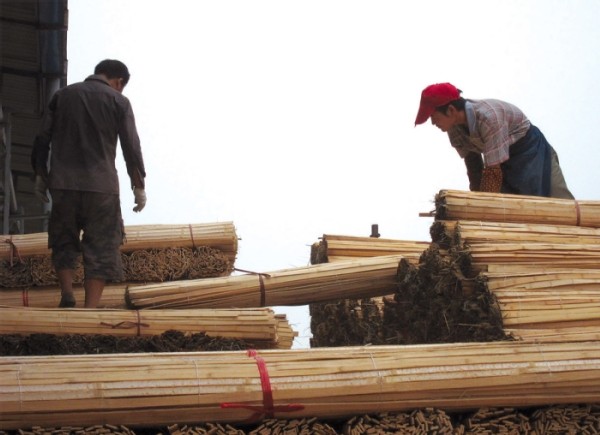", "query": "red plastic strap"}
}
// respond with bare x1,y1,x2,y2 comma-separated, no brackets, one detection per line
220,349,304,421
22,289,29,307
575,200,581,226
